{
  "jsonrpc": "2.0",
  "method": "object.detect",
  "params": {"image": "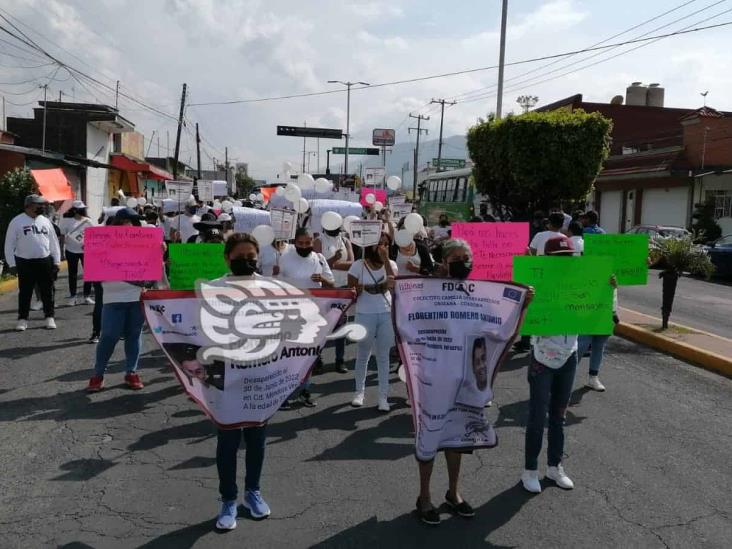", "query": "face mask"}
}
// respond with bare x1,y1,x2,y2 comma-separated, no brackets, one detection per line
324,228,340,237
34,206,45,215
296,246,312,258
439,220,448,227
230,258,258,276
448,260,472,279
